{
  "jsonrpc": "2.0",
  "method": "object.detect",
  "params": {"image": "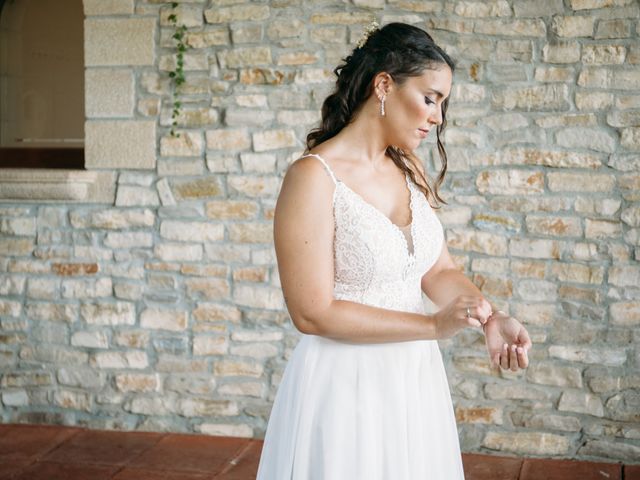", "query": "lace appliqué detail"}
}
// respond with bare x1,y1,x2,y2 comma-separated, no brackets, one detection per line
301,153,444,312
